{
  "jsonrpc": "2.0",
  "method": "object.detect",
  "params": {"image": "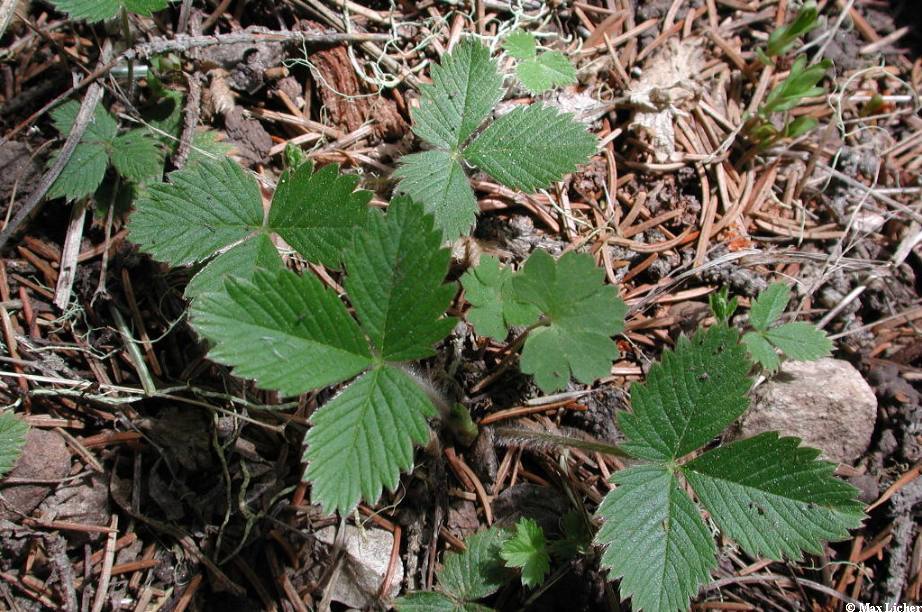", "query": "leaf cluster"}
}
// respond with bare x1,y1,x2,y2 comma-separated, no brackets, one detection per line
742,282,833,371
461,251,627,393
395,39,596,238
749,55,832,146
48,101,165,202
503,32,577,94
